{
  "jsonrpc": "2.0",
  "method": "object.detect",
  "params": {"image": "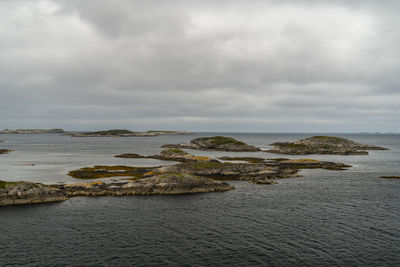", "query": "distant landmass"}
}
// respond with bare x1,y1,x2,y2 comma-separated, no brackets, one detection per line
67,129,192,137
0,129,65,134
0,129,192,137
